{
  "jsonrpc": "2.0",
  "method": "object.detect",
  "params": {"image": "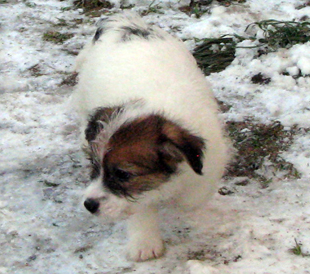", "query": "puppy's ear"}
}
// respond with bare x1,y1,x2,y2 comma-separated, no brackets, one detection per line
160,120,205,175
